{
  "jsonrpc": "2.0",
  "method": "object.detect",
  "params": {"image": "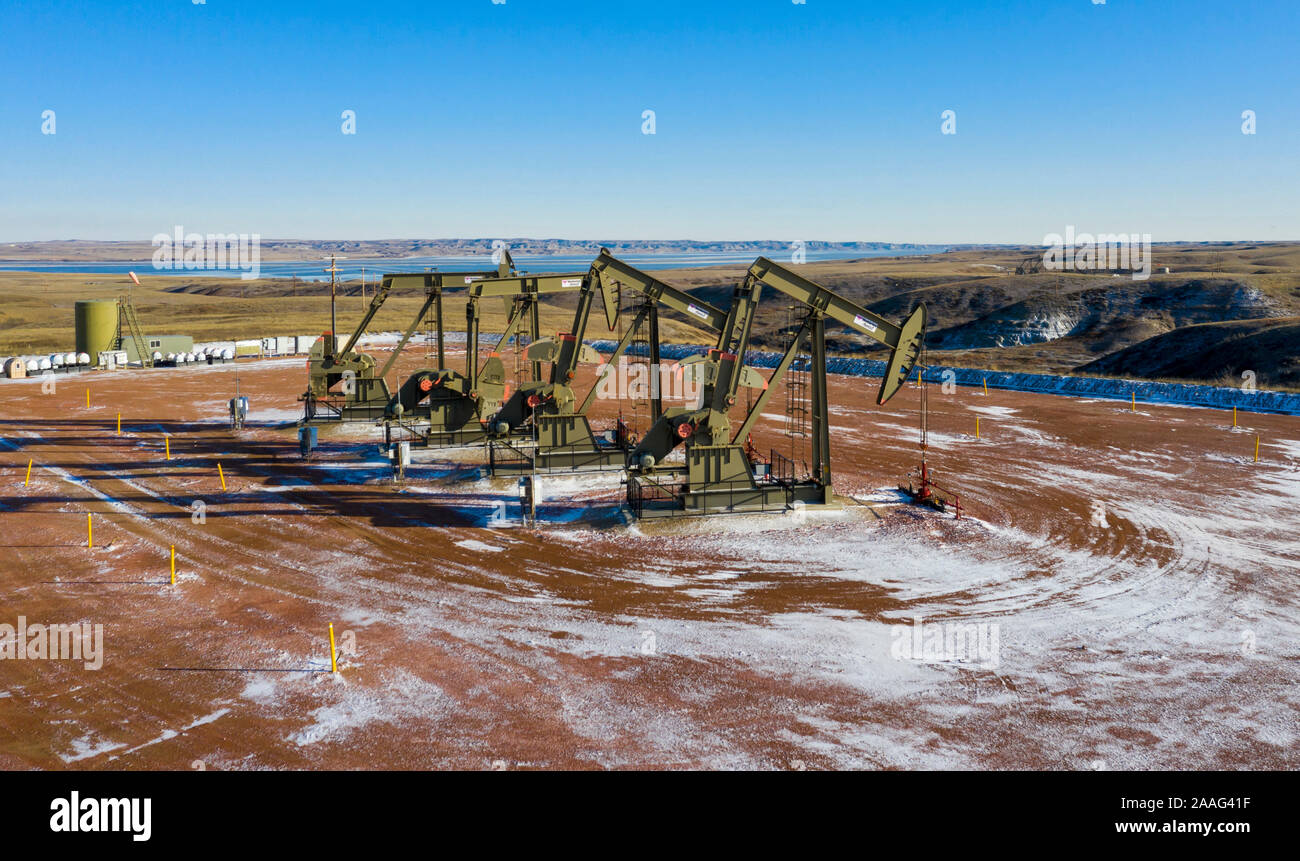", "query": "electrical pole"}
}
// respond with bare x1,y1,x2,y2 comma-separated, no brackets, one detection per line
323,255,346,358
